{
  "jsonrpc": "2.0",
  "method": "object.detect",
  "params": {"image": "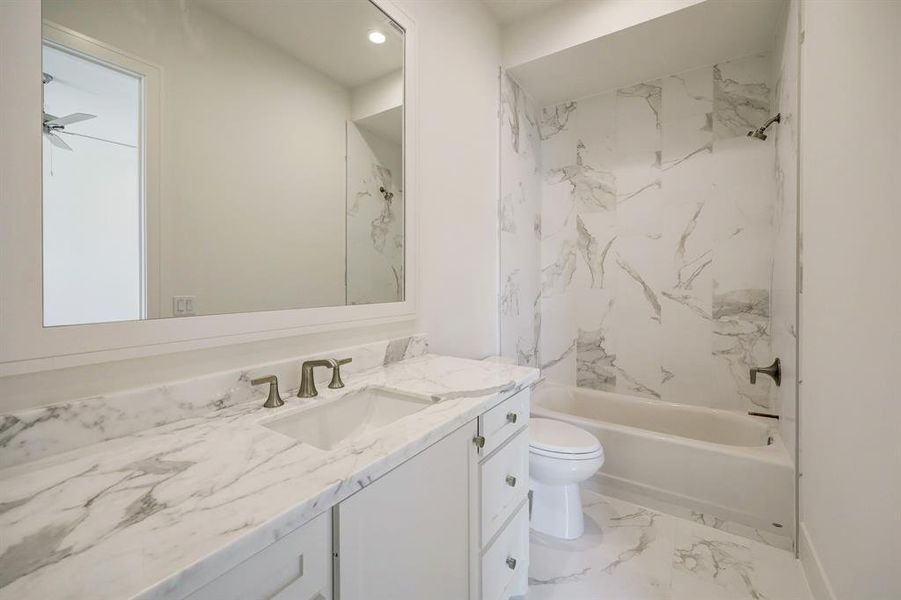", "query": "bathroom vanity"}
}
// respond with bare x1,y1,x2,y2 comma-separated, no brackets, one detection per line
189,387,530,600
0,347,538,600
